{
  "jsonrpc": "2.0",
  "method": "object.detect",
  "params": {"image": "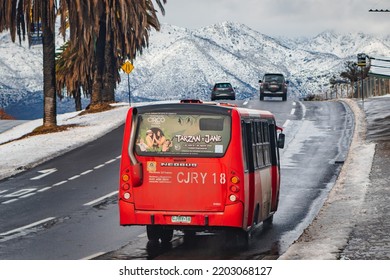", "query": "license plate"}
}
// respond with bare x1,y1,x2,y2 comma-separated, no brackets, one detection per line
171,216,191,223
